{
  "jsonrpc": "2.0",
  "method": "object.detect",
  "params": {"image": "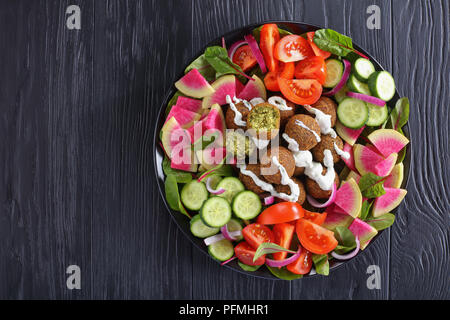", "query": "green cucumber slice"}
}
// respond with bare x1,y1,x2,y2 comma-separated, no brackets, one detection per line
368,71,396,101
334,84,349,103
353,58,375,82
181,180,208,211
200,196,232,228
232,191,262,220
216,177,245,203
324,59,344,88
190,214,219,238
347,74,371,95
366,103,389,127
337,98,369,129
208,239,234,262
